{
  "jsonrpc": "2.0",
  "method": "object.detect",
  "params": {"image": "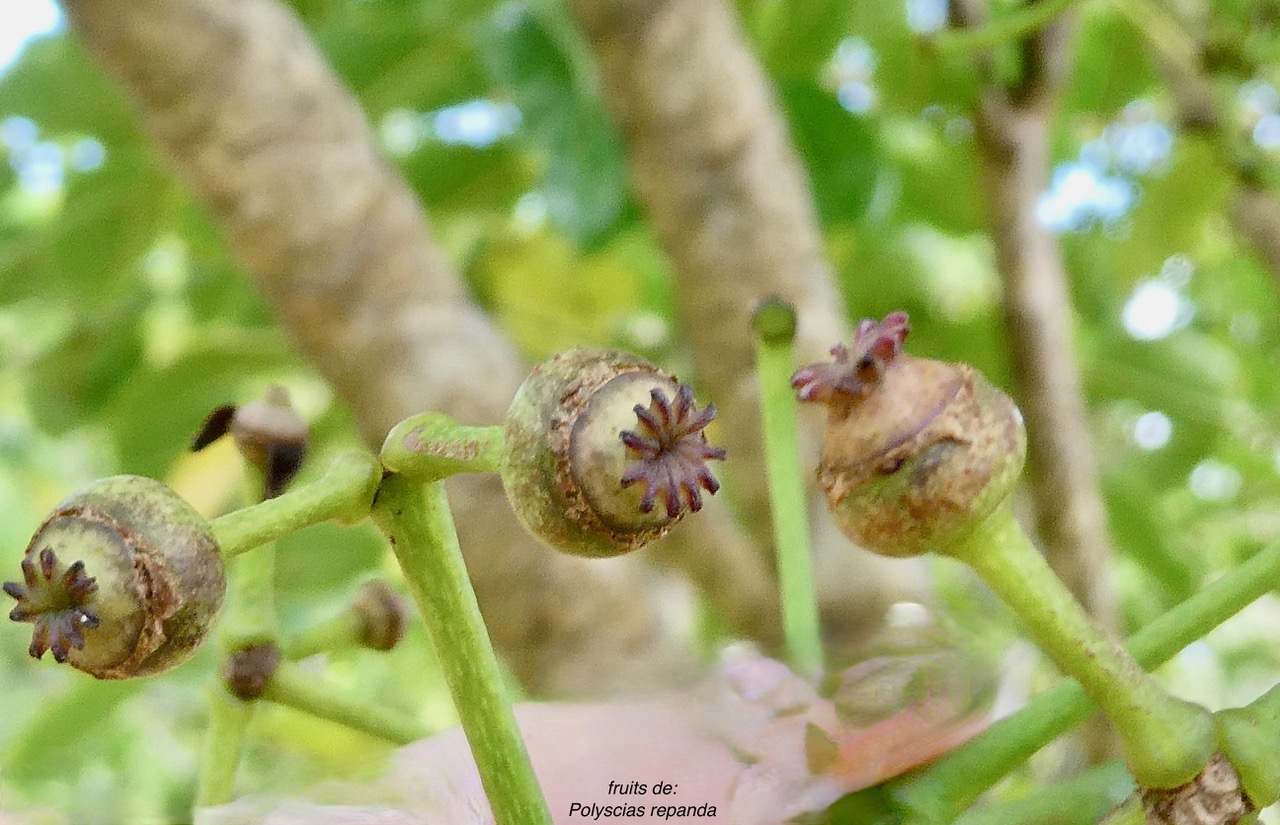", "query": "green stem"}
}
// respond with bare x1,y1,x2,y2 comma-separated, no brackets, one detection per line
372,474,552,825
951,505,1214,789
1096,795,1145,825
260,659,430,746
210,451,381,558
953,761,1132,825
195,684,254,808
1217,683,1280,807
890,534,1280,822
751,299,823,679
380,413,504,481
197,471,279,808
929,0,1083,55
281,609,365,660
